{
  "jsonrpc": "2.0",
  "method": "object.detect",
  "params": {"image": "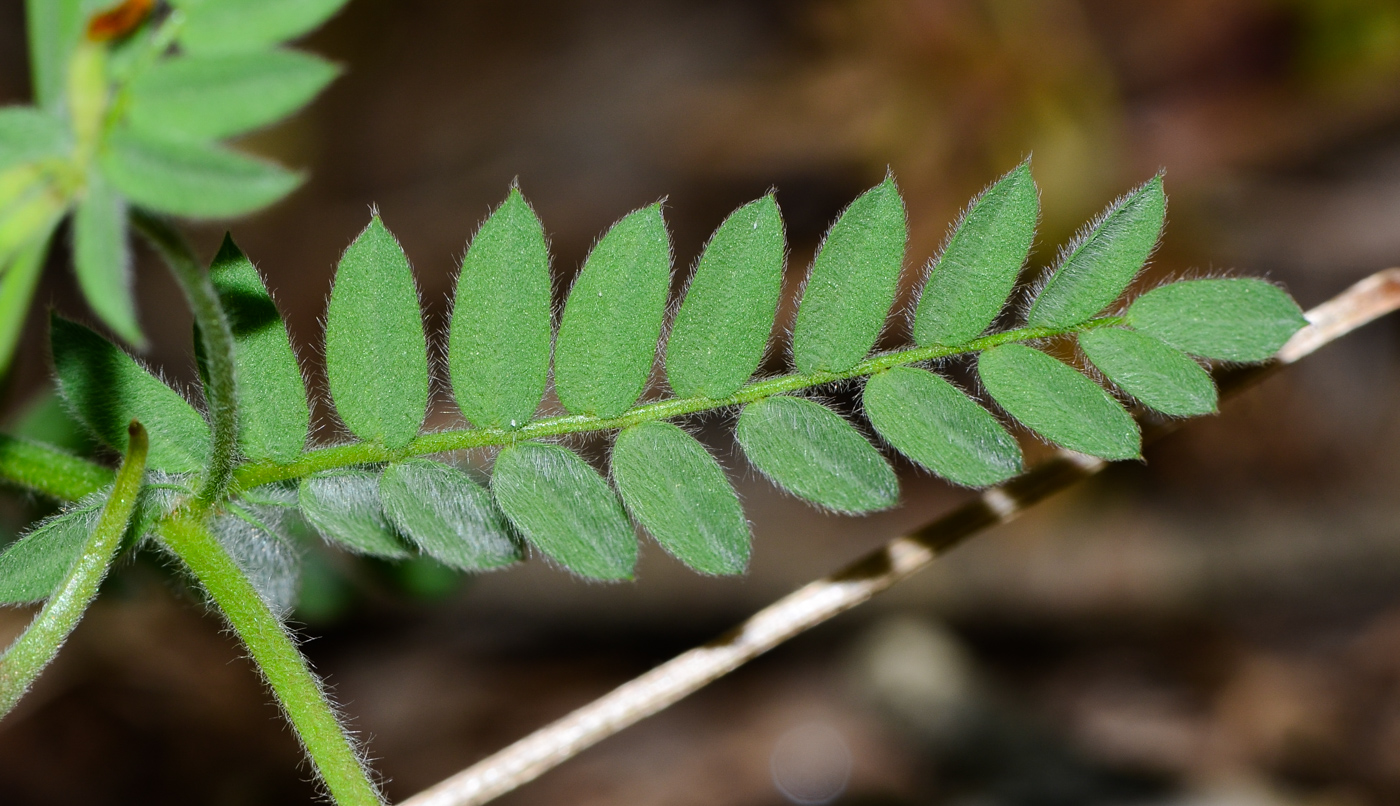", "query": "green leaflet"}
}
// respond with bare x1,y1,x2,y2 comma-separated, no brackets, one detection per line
735,396,897,514
324,216,429,449
0,497,101,604
915,162,1038,346
298,470,411,559
51,315,211,472
1125,278,1308,362
0,107,70,172
978,343,1140,460
1027,176,1166,328
611,422,750,576
491,442,636,580
24,0,84,111
0,223,58,377
173,0,352,55
553,204,671,418
380,459,521,571
213,504,300,613
791,177,907,374
863,367,1022,487
99,127,302,218
665,195,785,399
209,235,310,462
126,49,340,141
448,187,551,429
1078,328,1217,417
73,174,143,347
